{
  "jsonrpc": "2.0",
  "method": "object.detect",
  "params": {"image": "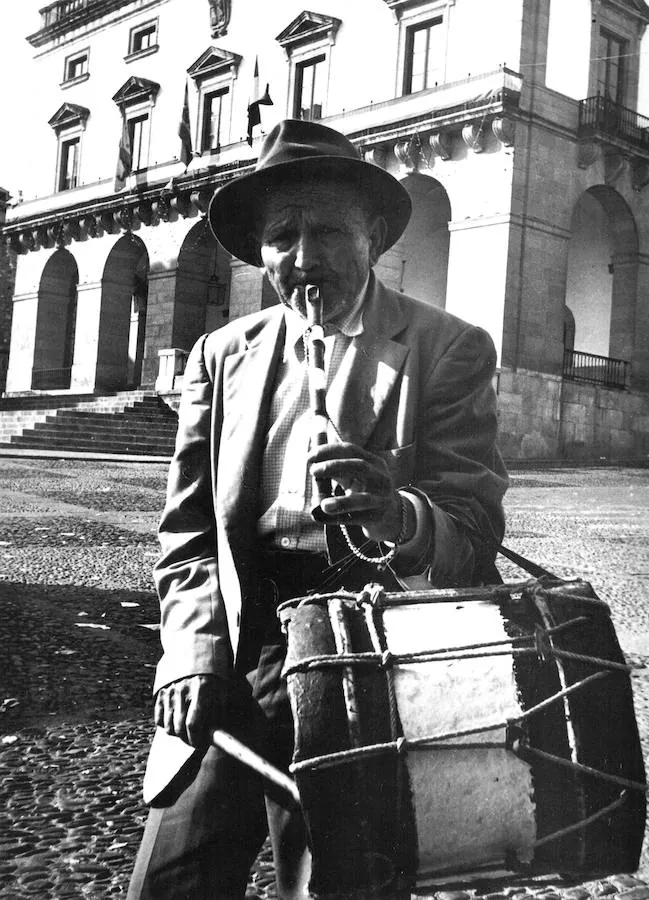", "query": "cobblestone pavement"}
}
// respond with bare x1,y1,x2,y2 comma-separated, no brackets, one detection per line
0,459,648,899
